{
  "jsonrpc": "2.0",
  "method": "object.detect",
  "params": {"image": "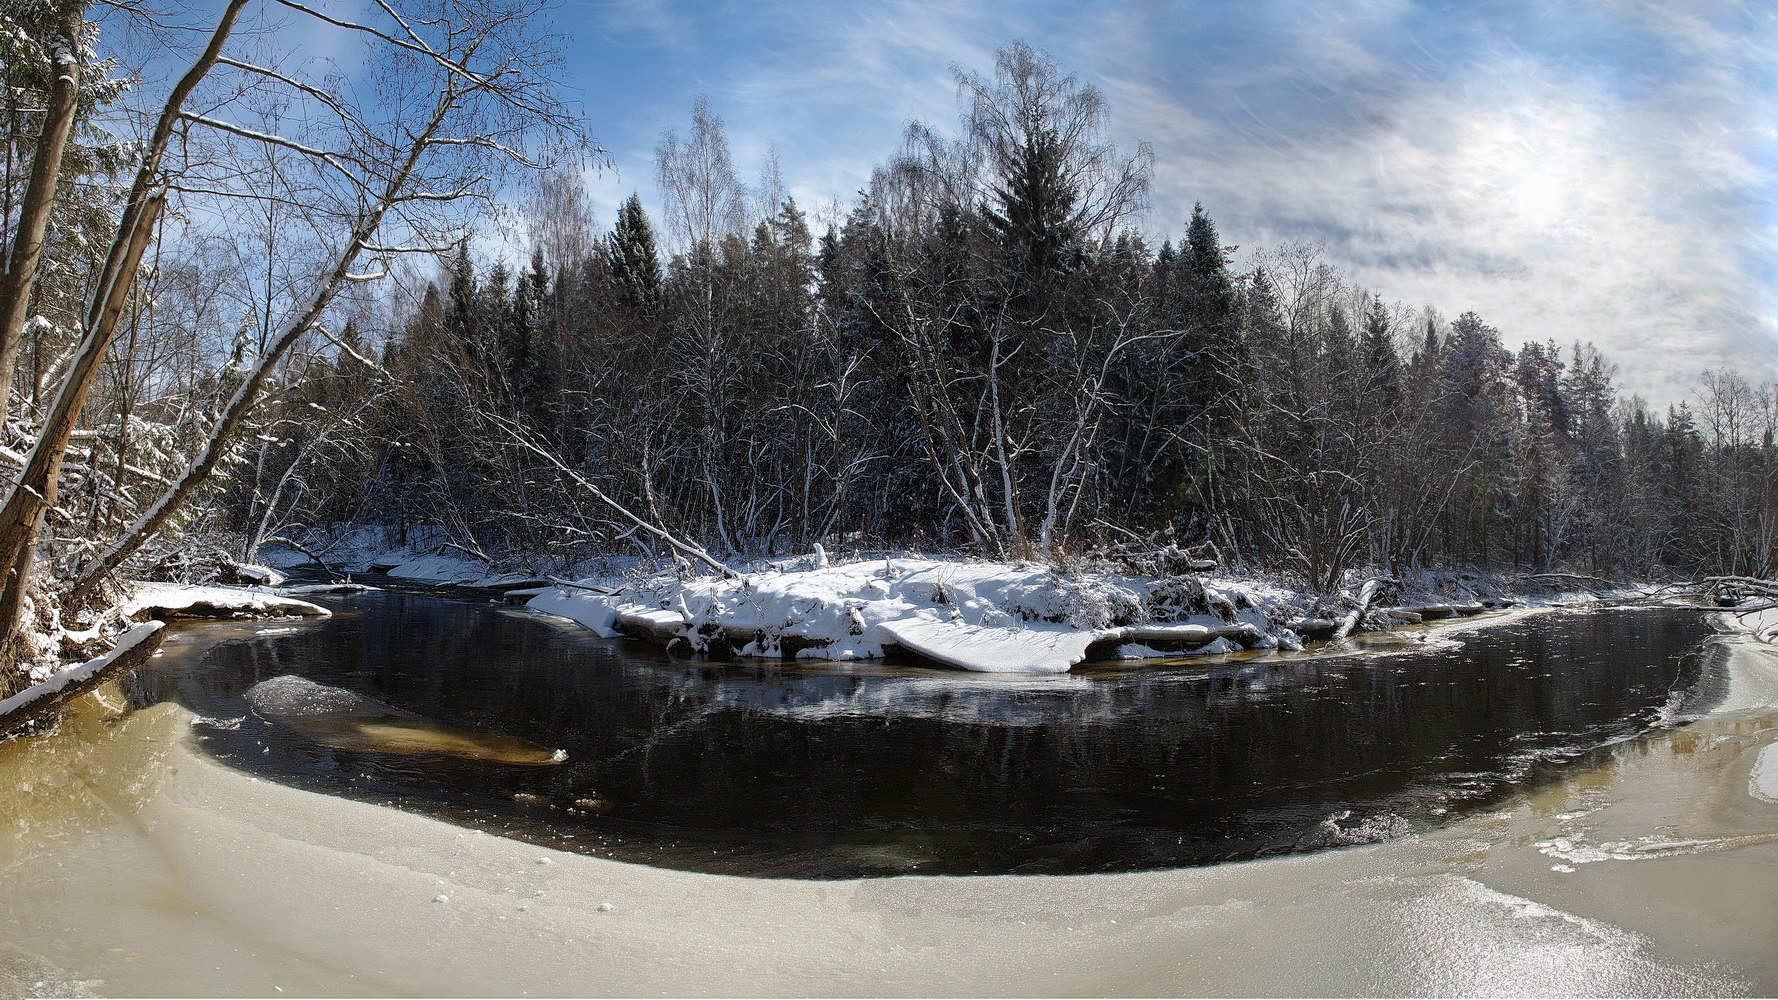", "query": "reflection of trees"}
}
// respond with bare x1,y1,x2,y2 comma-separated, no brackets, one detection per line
122,596,1712,872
